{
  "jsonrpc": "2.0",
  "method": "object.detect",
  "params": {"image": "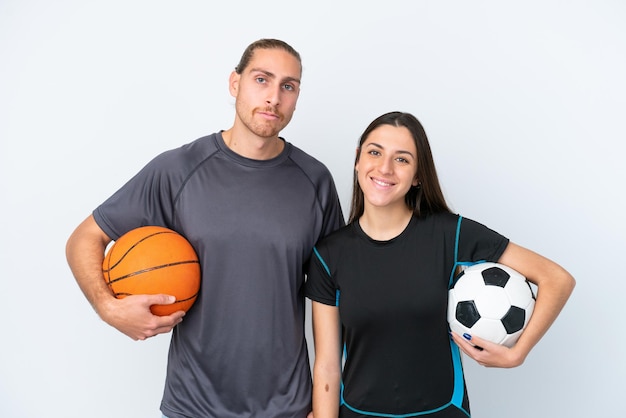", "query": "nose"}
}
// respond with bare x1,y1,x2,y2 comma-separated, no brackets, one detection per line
378,157,393,175
266,85,281,107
